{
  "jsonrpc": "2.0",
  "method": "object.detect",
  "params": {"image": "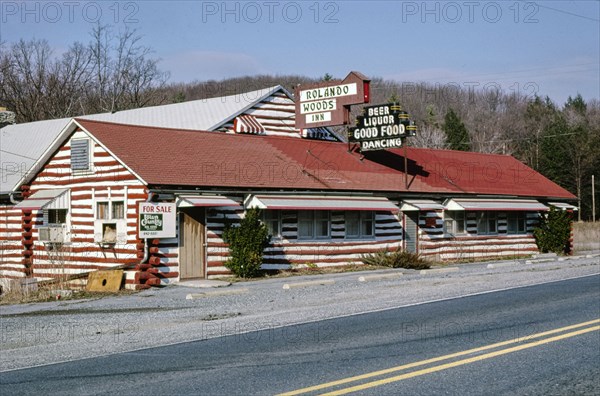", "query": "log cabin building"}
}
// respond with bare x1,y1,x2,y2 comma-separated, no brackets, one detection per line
0,88,577,289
